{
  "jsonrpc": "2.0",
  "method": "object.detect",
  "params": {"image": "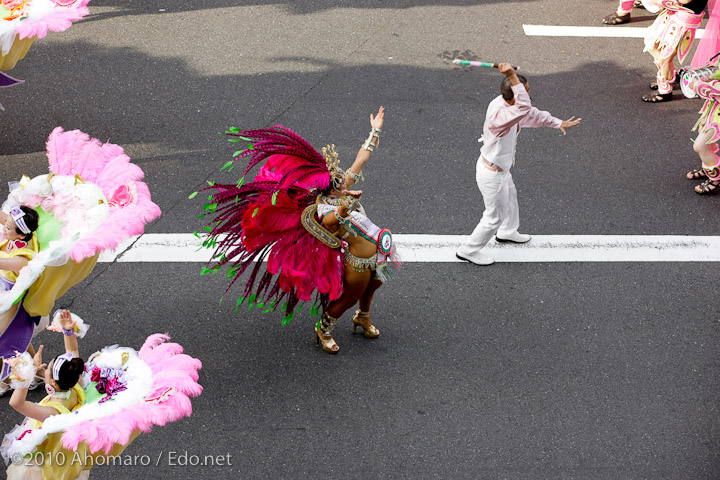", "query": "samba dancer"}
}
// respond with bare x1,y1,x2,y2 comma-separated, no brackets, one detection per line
199,108,399,355
456,63,581,266
642,0,708,102
314,109,398,353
